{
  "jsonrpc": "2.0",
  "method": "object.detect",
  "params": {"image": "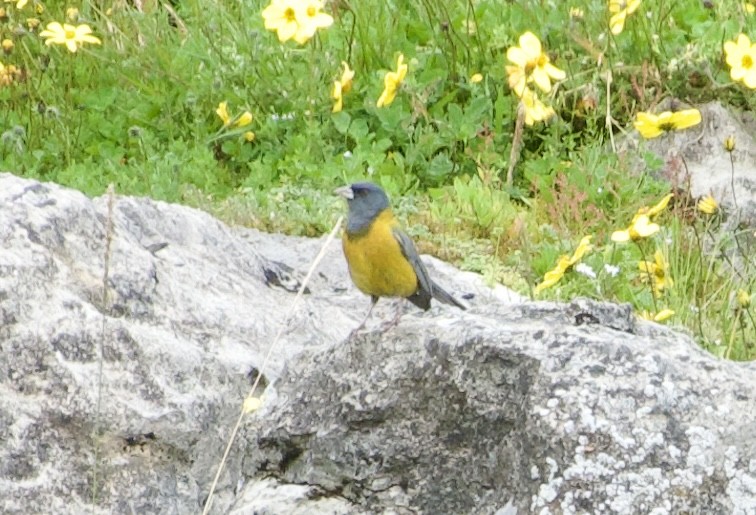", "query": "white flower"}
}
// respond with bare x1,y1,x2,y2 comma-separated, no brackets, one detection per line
271,112,295,122
604,264,621,277
343,150,353,159
575,263,597,279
